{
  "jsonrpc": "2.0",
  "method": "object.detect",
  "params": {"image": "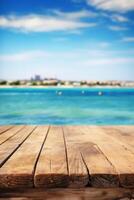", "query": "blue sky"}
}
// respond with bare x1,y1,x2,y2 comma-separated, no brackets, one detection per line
0,0,134,81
